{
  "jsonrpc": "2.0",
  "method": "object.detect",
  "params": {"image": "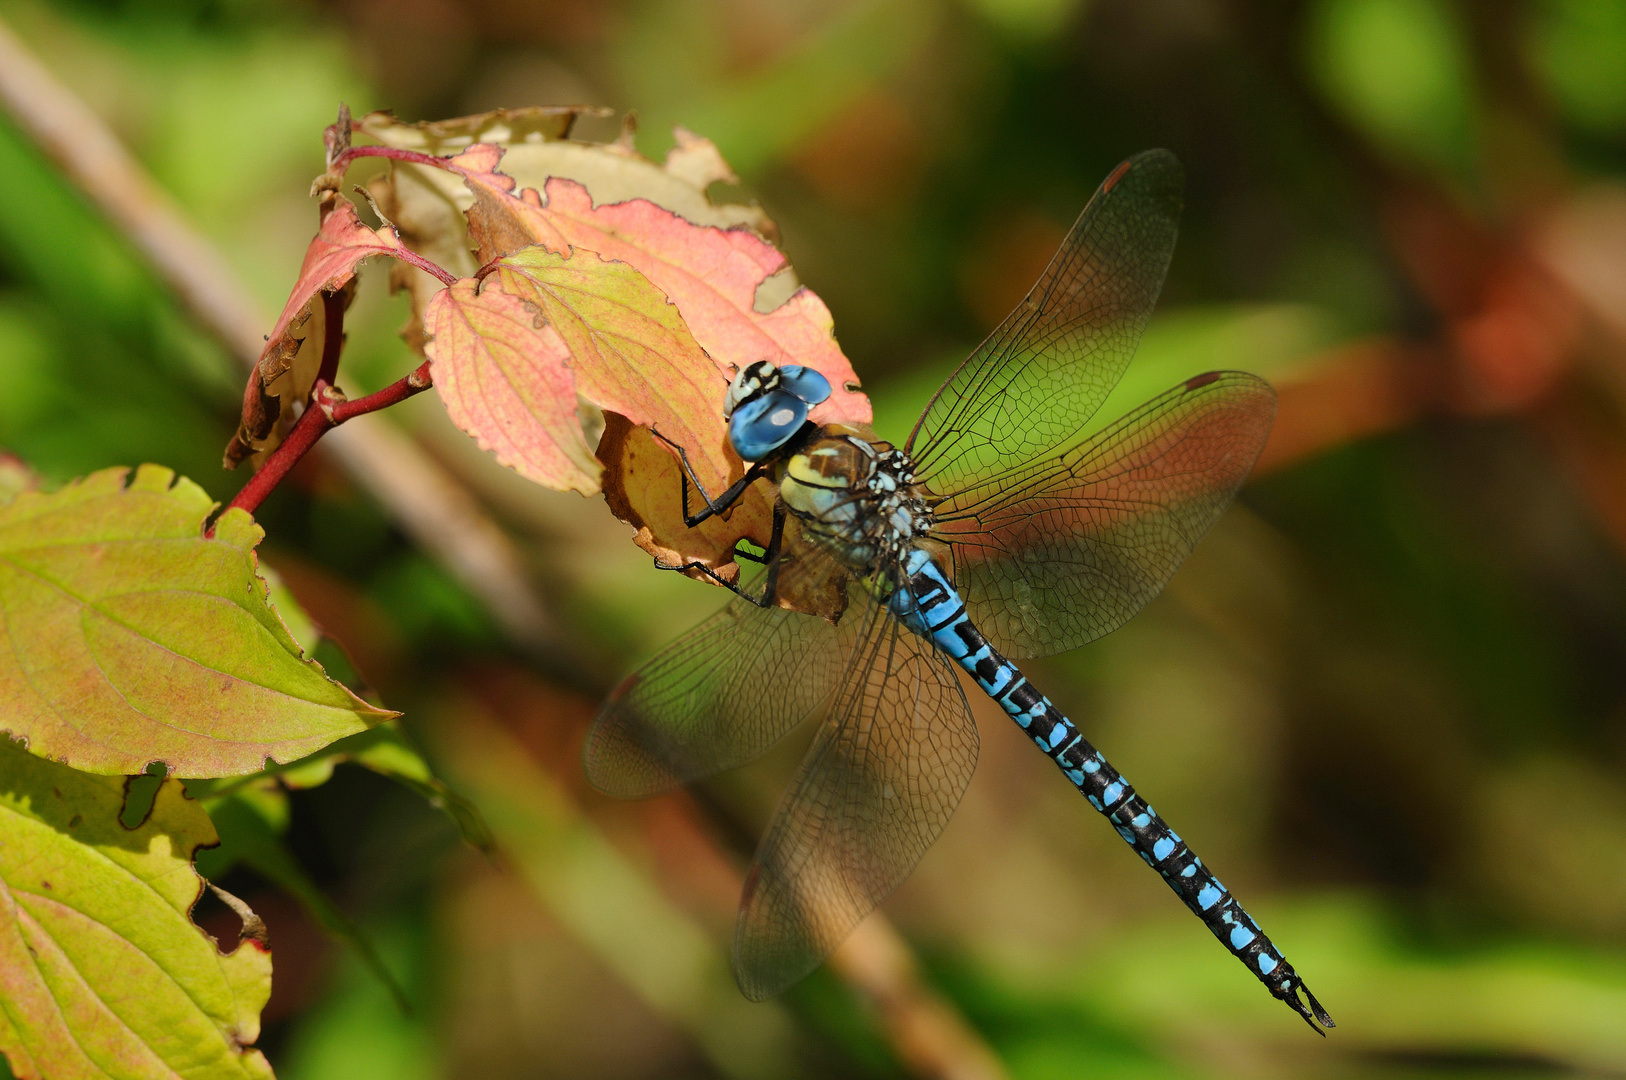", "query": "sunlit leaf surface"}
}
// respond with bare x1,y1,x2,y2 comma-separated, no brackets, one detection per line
0,737,274,1080
0,465,393,777
425,277,602,496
